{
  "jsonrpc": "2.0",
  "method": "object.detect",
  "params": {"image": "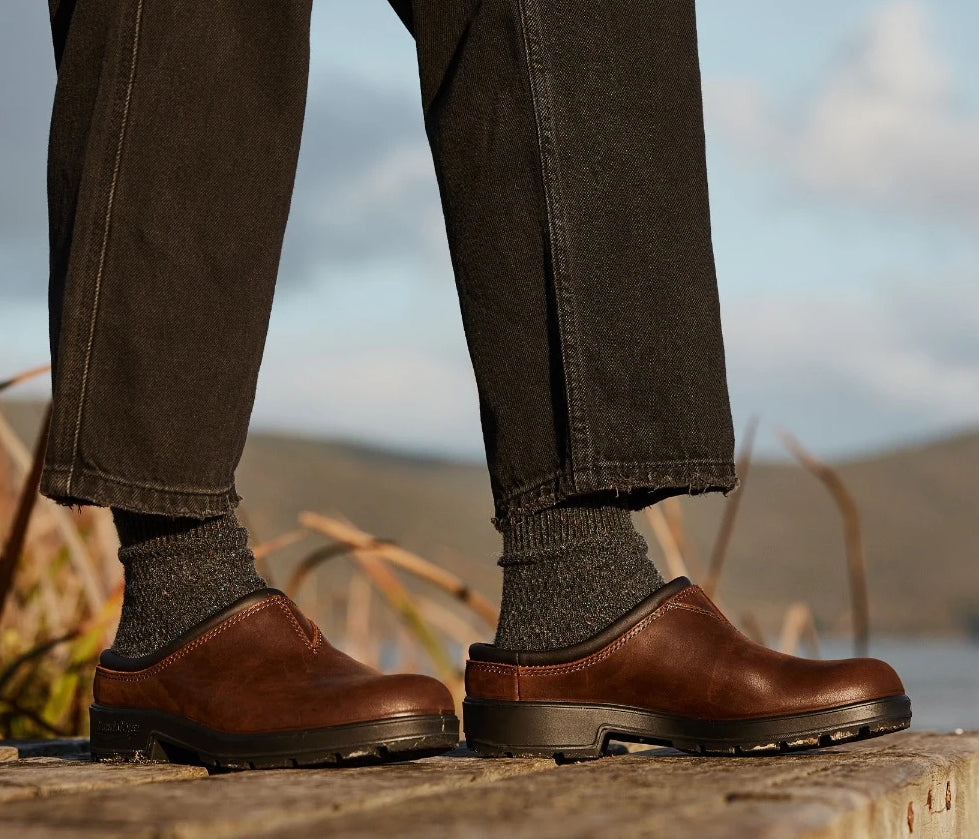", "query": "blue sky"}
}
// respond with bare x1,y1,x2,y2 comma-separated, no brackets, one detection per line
2,1,977,461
